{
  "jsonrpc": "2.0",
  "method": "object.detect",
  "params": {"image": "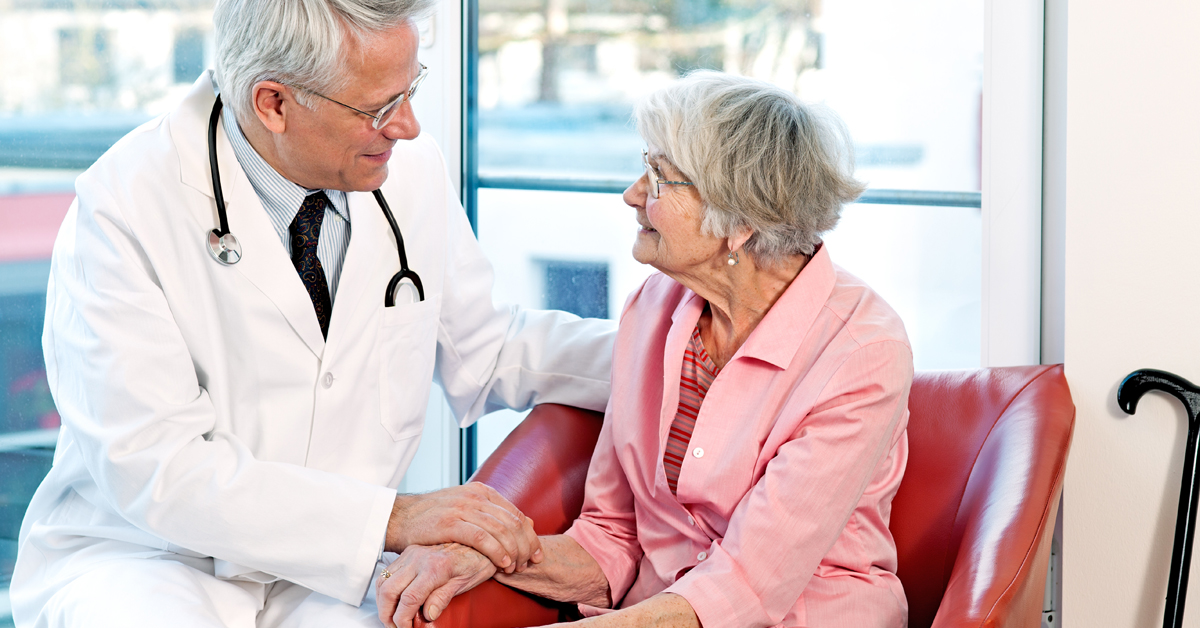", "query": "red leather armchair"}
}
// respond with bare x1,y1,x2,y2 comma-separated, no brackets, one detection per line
418,365,1075,628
